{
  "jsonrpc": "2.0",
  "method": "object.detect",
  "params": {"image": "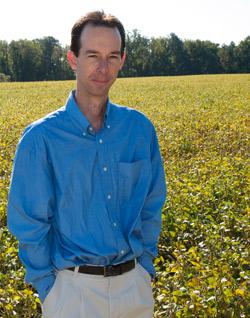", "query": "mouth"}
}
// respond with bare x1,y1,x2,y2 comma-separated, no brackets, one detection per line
92,79,110,85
